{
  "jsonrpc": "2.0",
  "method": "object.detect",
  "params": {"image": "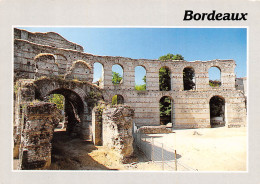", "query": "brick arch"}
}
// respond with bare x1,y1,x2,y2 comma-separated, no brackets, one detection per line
33,78,88,103
205,60,225,71
208,65,222,71
134,64,147,71
65,60,93,82
158,94,174,102
134,61,149,70
113,63,124,70
207,94,226,104
104,92,129,104
33,77,103,140
180,65,196,80
34,53,59,79
182,65,196,72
